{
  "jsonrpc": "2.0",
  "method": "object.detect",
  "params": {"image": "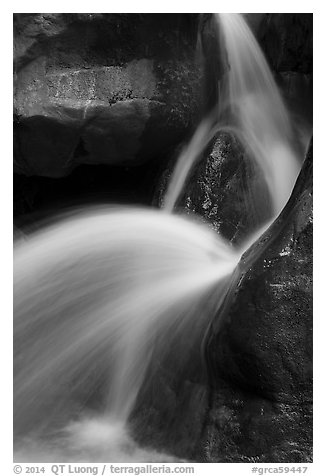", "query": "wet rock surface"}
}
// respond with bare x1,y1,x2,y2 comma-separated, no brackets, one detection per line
157,131,273,246
134,138,312,461
203,142,312,462
133,140,312,462
13,13,312,219
133,141,312,463
130,290,218,460
13,14,313,463
14,14,202,177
